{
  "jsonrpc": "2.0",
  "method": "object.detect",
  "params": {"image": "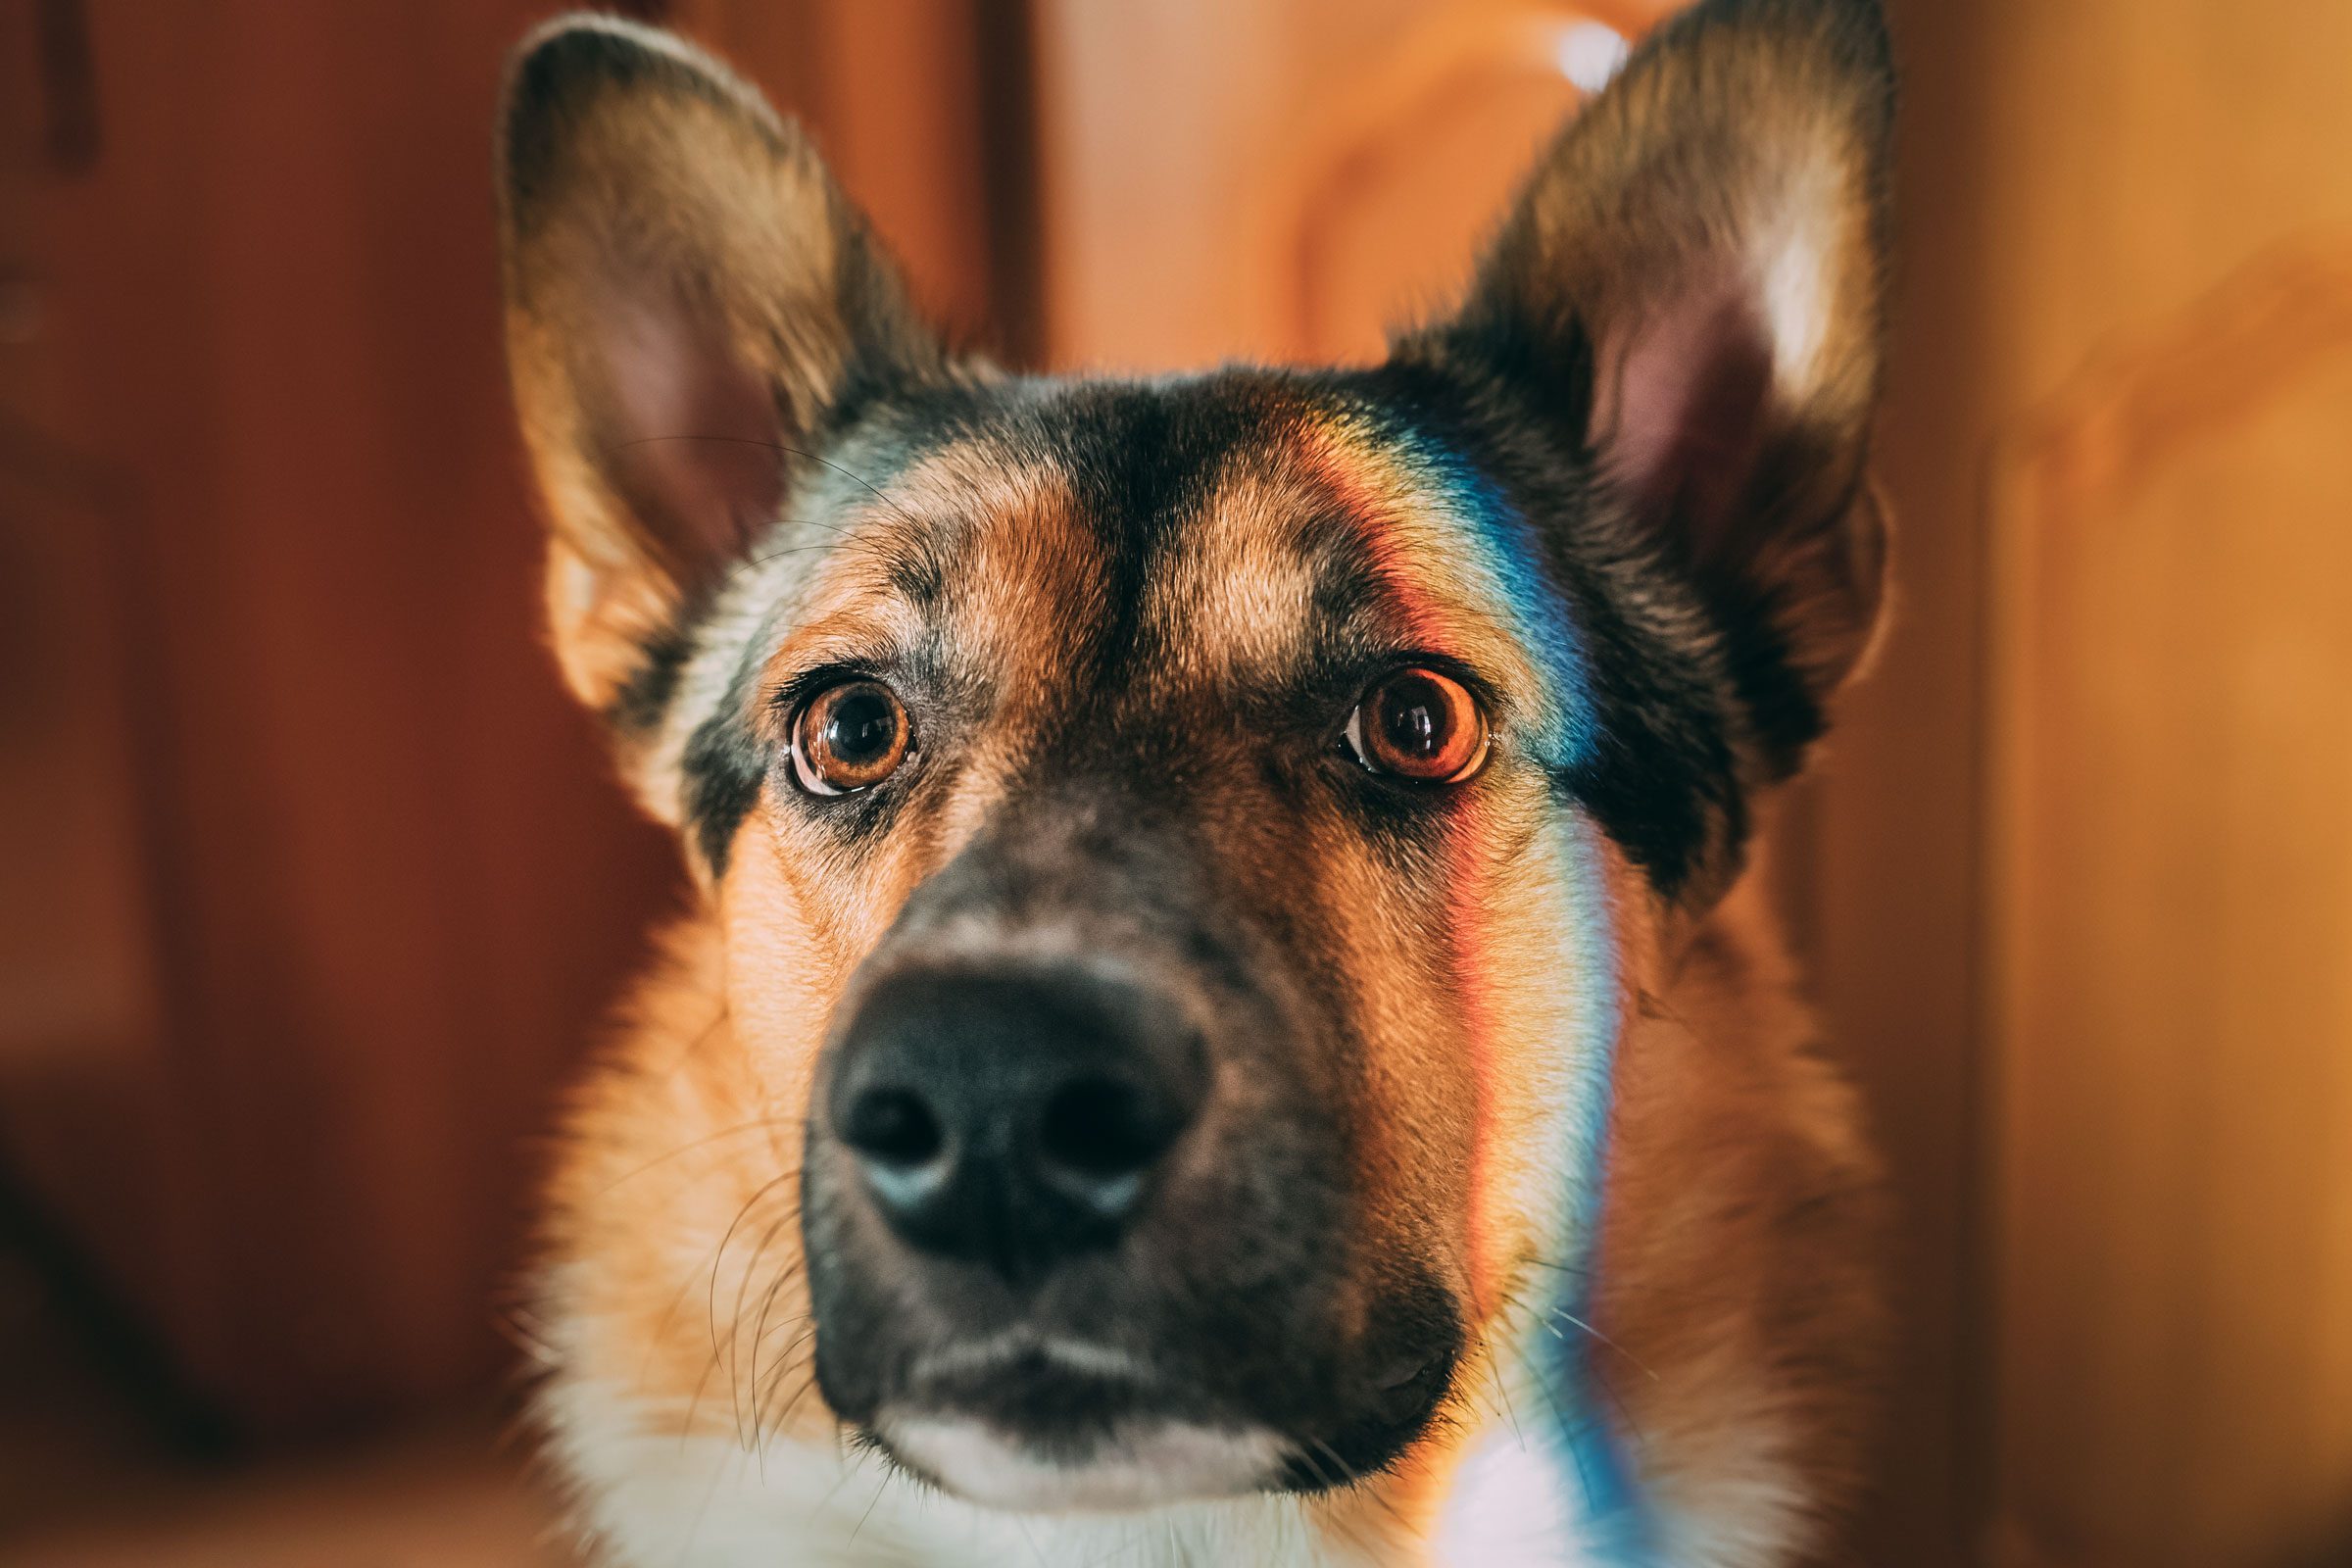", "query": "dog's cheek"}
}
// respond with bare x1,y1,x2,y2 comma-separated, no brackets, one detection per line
718,814,844,1098
720,804,935,1093
1289,807,1483,1337
1438,791,1597,1326
539,916,821,1442
1375,811,1642,1514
